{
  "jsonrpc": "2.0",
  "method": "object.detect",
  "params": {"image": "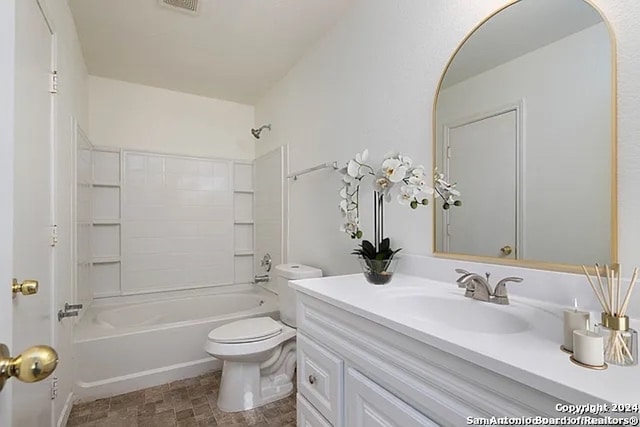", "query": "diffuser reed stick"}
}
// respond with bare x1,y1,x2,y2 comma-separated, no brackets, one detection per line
581,265,607,312
594,264,611,313
582,264,638,366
